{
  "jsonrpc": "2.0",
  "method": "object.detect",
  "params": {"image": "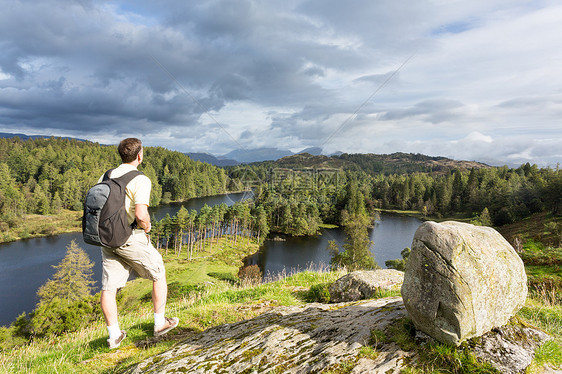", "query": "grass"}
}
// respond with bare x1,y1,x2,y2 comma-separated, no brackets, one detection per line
518,299,562,372
0,210,82,244
319,223,339,229
0,236,346,373
2,212,562,373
